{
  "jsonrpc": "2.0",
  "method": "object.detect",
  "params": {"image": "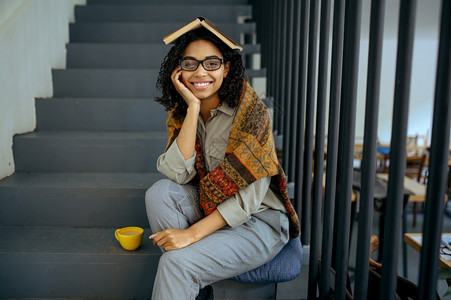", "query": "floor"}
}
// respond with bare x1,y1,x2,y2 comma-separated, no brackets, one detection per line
275,202,451,299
